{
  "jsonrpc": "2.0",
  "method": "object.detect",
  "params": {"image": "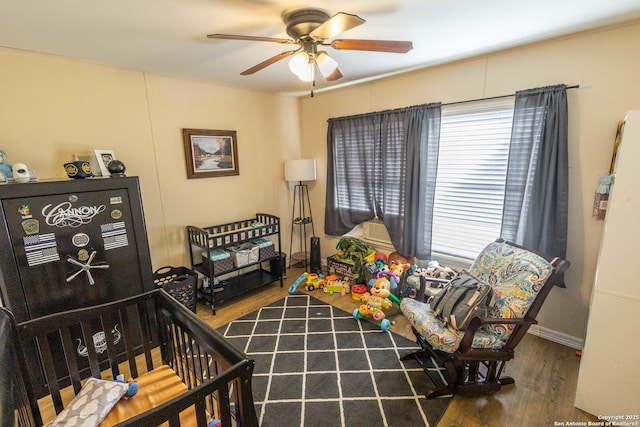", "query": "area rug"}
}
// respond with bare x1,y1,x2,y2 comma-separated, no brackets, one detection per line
217,294,452,427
